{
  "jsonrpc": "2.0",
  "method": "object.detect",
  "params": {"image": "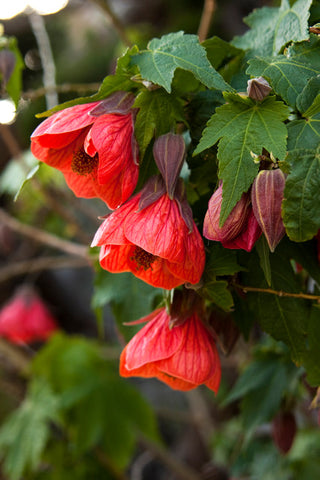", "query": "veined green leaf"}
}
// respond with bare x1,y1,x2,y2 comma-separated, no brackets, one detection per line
283,146,320,242
131,31,232,93
133,89,185,160
232,0,312,57
204,280,234,311
194,93,290,224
